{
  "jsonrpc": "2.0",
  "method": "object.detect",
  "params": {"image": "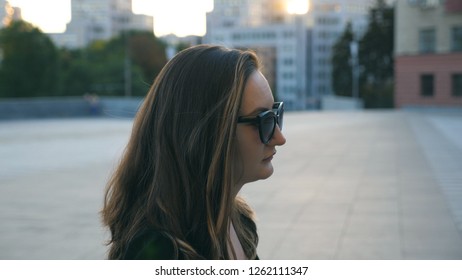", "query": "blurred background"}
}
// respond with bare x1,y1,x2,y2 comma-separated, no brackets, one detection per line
0,0,461,259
